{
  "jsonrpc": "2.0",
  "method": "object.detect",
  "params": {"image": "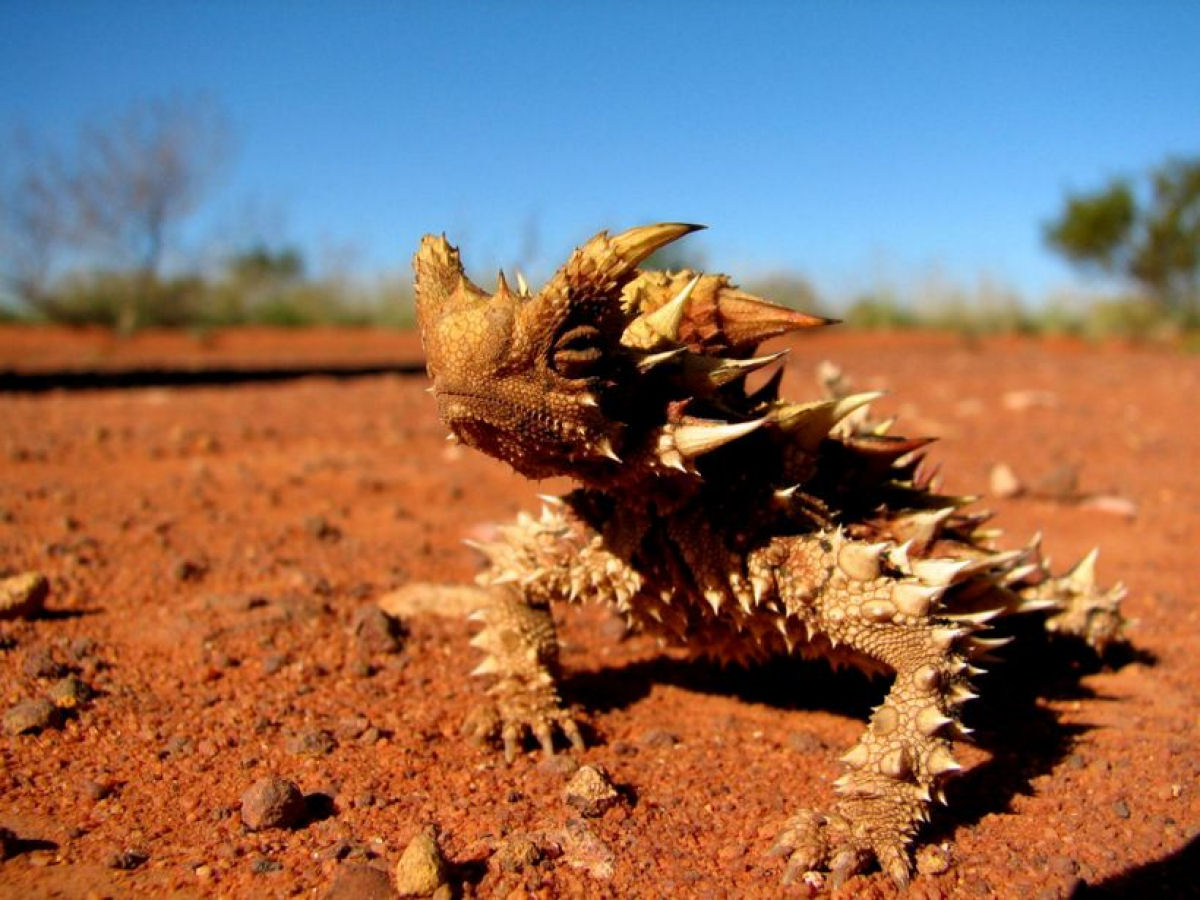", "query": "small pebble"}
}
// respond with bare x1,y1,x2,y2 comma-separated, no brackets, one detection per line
80,779,113,802
22,648,67,680
536,754,579,778
491,833,542,872
0,572,49,620
286,729,337,758
639,728,681,748
305,515,342,542
564,764,620,817
1047,855,1078,877
240,776,307,831
988,462,1023,499
251,856,283,874
107,847,149,870
1113,799,1131,819
358,727,382,746
915,843,953,876
317,840,354,862
351,605,406,656
394,830,448,897
4,698,61,735
47,675,93,709
68,637,98,660
173,557,209,582
324,864,395,900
